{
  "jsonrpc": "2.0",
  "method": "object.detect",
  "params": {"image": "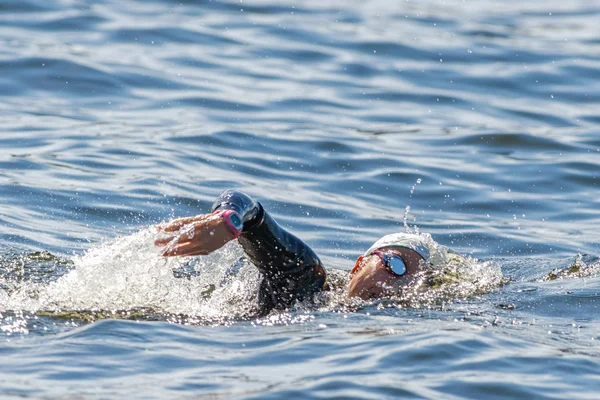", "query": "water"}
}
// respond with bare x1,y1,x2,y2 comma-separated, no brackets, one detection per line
1,0,600,397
